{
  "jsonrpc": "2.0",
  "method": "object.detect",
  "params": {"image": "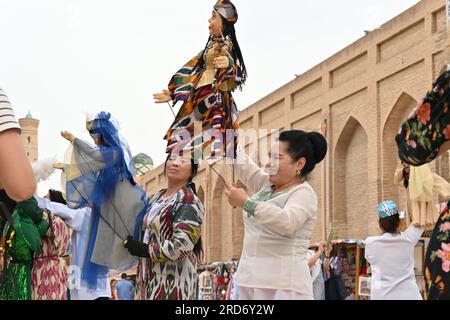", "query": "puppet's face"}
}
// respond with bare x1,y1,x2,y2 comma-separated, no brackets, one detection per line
209,10,223,36
89,132,102,146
